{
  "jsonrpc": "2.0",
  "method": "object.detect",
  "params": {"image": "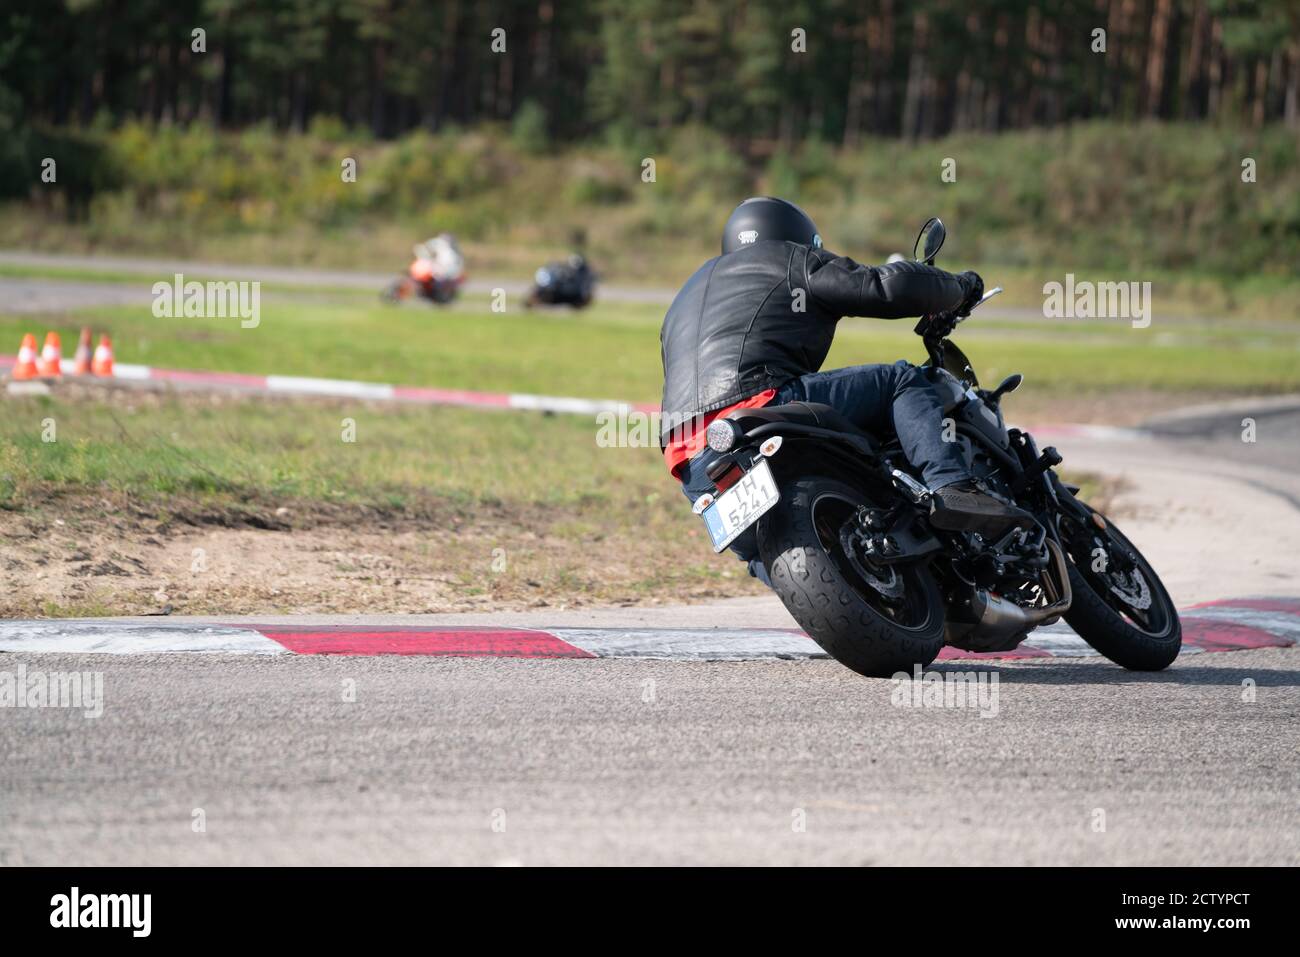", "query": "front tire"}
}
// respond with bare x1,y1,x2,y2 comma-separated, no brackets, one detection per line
758,476,945,678
1057,501,1181,670
381,278,410,303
